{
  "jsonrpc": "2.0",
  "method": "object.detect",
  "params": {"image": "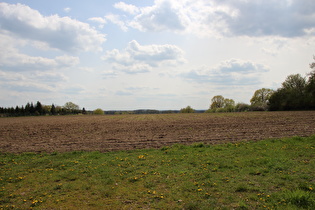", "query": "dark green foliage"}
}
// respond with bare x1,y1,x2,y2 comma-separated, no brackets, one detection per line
51,104,56,115
0,101,86,117
269,61,315,111
180,105,195,113
235,103,250,112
